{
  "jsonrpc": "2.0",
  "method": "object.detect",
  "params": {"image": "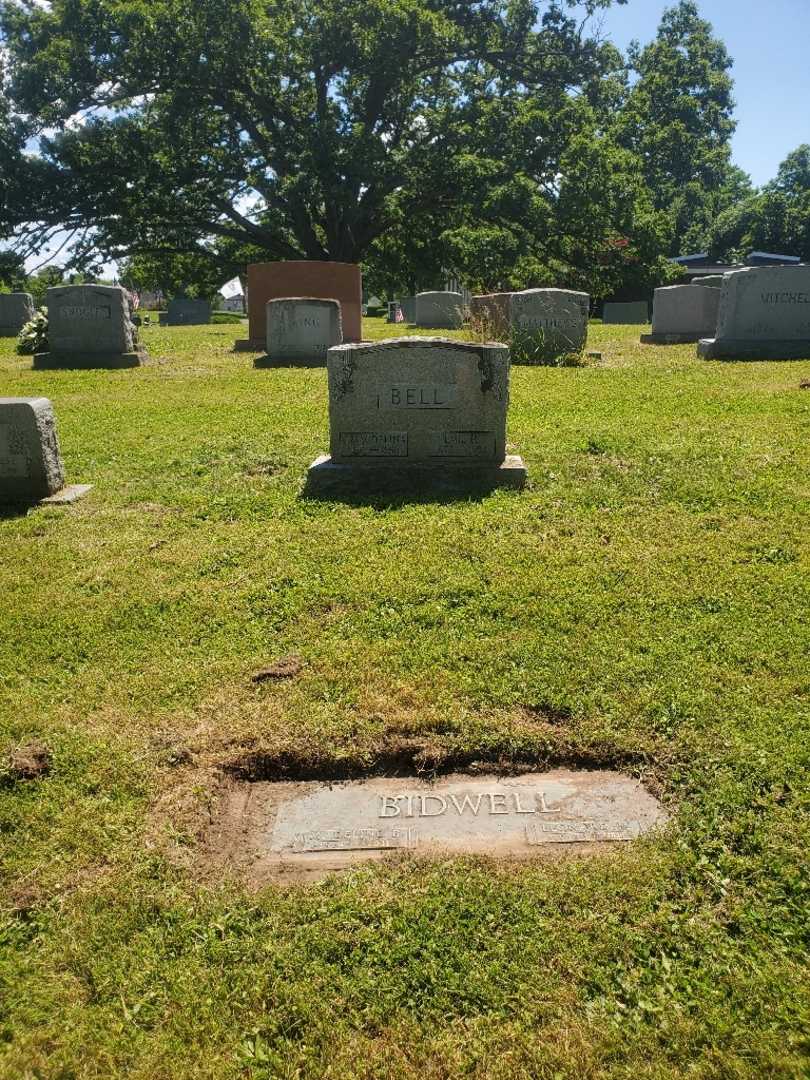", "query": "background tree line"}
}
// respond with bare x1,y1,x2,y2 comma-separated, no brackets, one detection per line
0,0,807,301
